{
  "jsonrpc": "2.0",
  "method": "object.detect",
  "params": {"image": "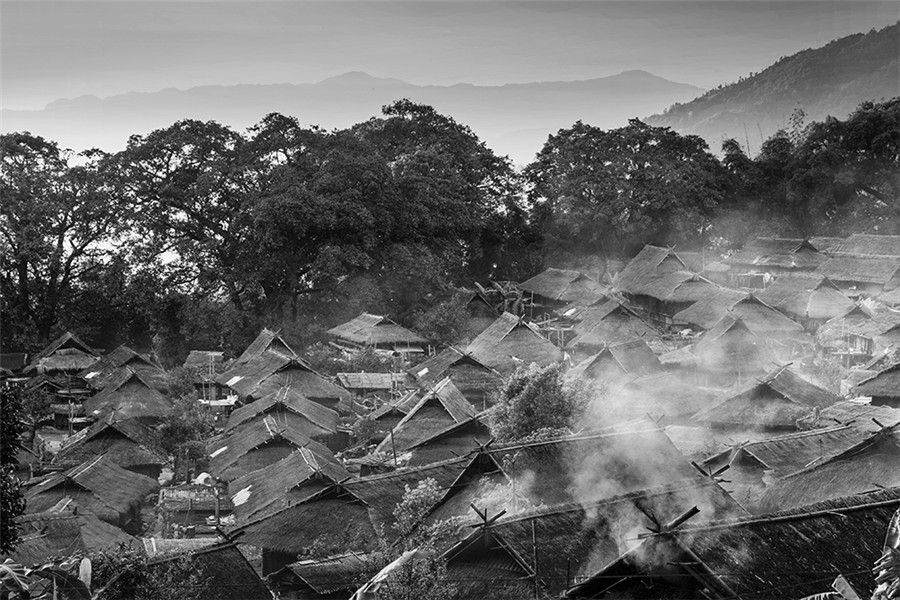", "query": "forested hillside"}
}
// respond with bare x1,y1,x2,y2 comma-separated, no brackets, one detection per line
2,97,898,359
647,23,899,152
